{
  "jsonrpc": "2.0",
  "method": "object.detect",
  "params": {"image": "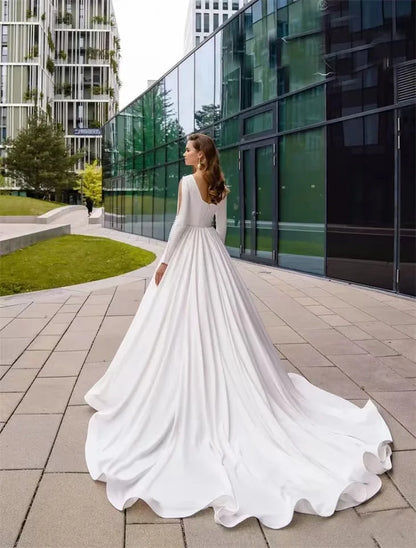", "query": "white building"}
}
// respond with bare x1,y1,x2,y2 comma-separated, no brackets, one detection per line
0,0,120,190
184,0,250,54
